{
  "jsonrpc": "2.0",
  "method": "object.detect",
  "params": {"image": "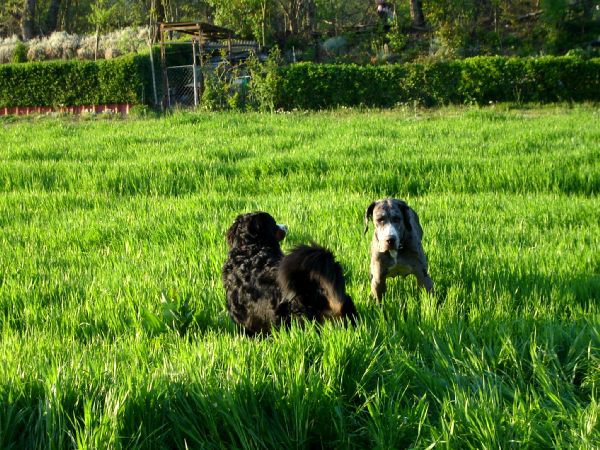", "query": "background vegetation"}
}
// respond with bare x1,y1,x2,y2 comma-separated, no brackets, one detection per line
1,53,598,109
0,106,598,448
277,56,600,108
1,0,599,63
0,53,151,107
